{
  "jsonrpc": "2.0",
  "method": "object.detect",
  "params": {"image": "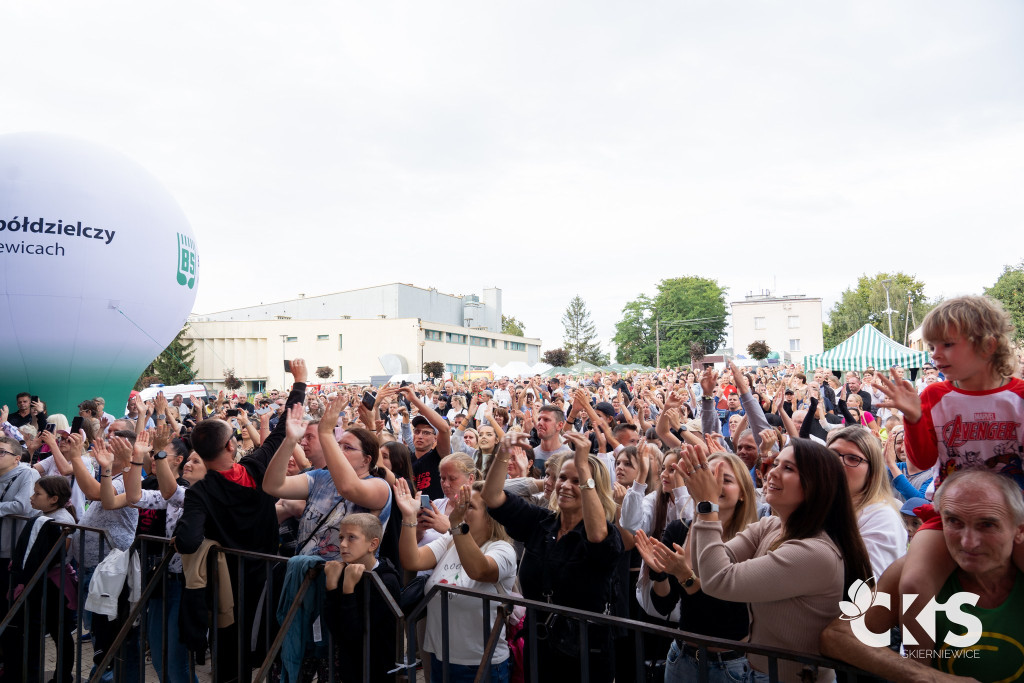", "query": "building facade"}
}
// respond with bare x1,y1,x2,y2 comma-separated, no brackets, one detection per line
186,285,540,391
731,293,824,364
